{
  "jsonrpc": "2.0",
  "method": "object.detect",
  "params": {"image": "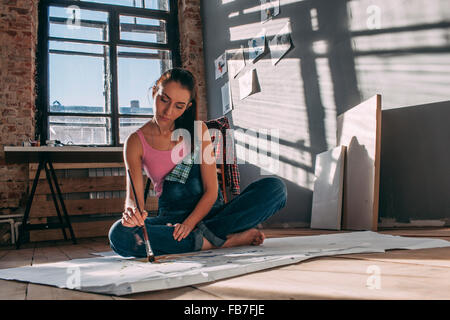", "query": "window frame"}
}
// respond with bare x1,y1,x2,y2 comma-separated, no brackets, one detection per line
36,0,181,146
